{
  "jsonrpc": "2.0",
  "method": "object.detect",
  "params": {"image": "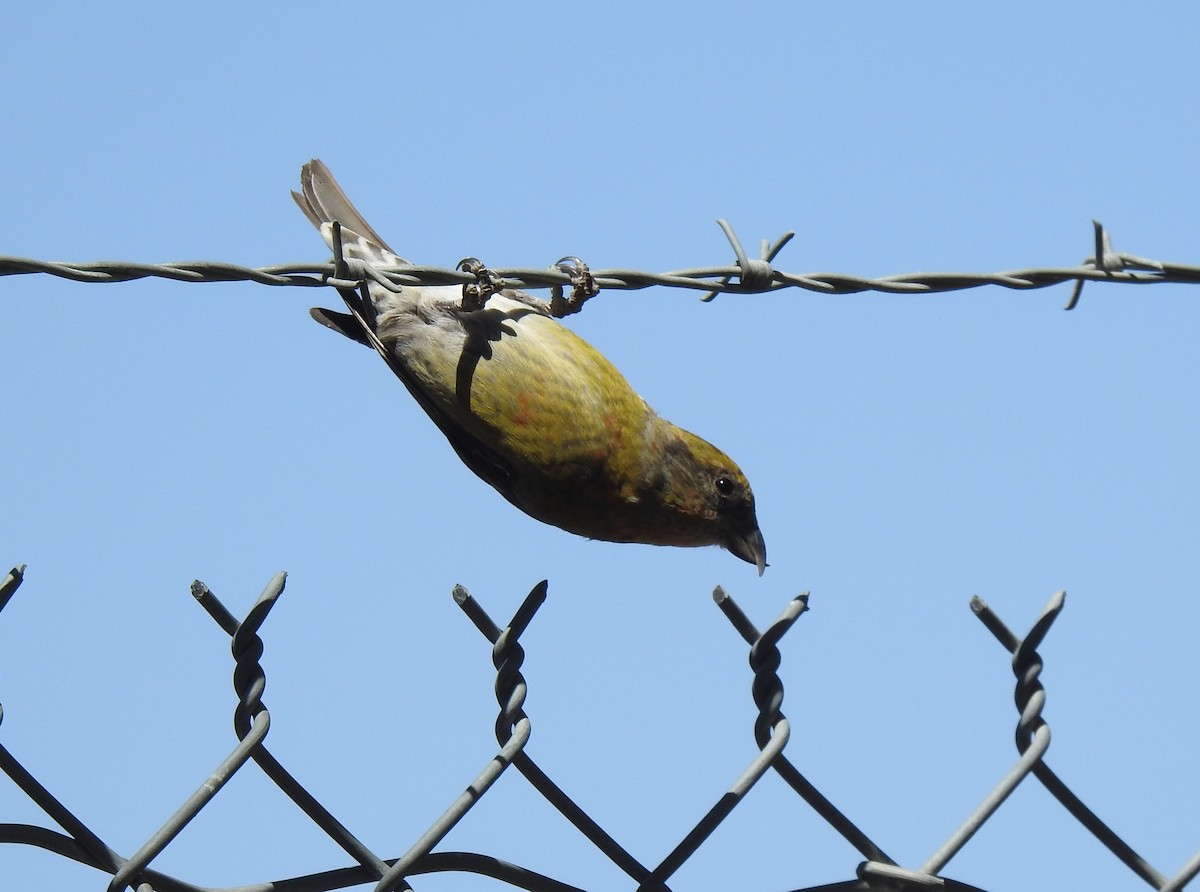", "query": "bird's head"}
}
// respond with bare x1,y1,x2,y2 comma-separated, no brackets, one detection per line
648,426,767,575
